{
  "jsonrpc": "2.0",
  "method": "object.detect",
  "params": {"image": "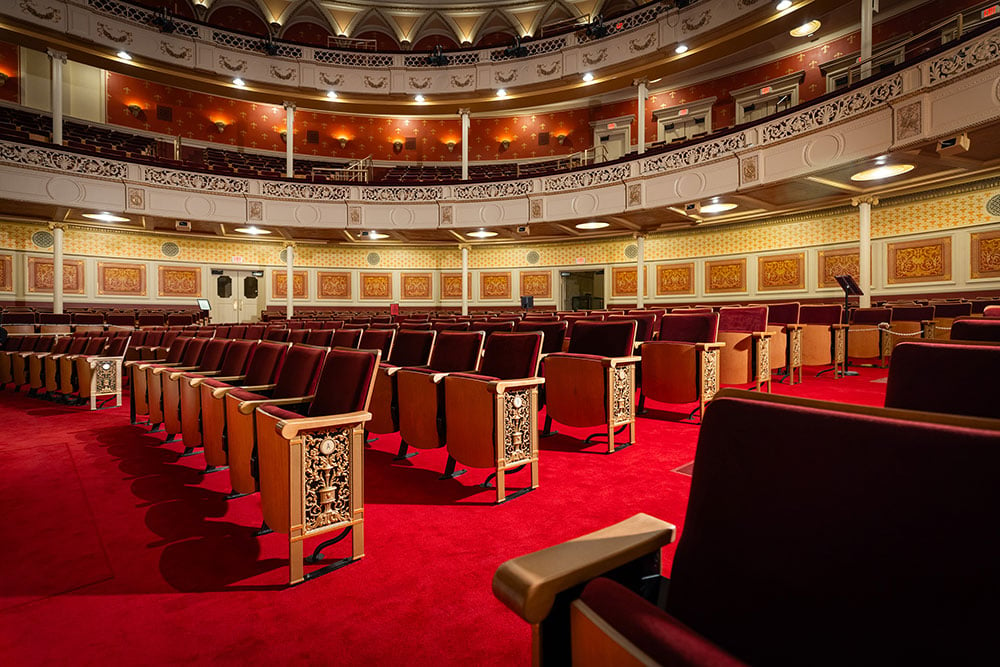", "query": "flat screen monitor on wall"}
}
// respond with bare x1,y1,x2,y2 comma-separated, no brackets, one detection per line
197,298,211,311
